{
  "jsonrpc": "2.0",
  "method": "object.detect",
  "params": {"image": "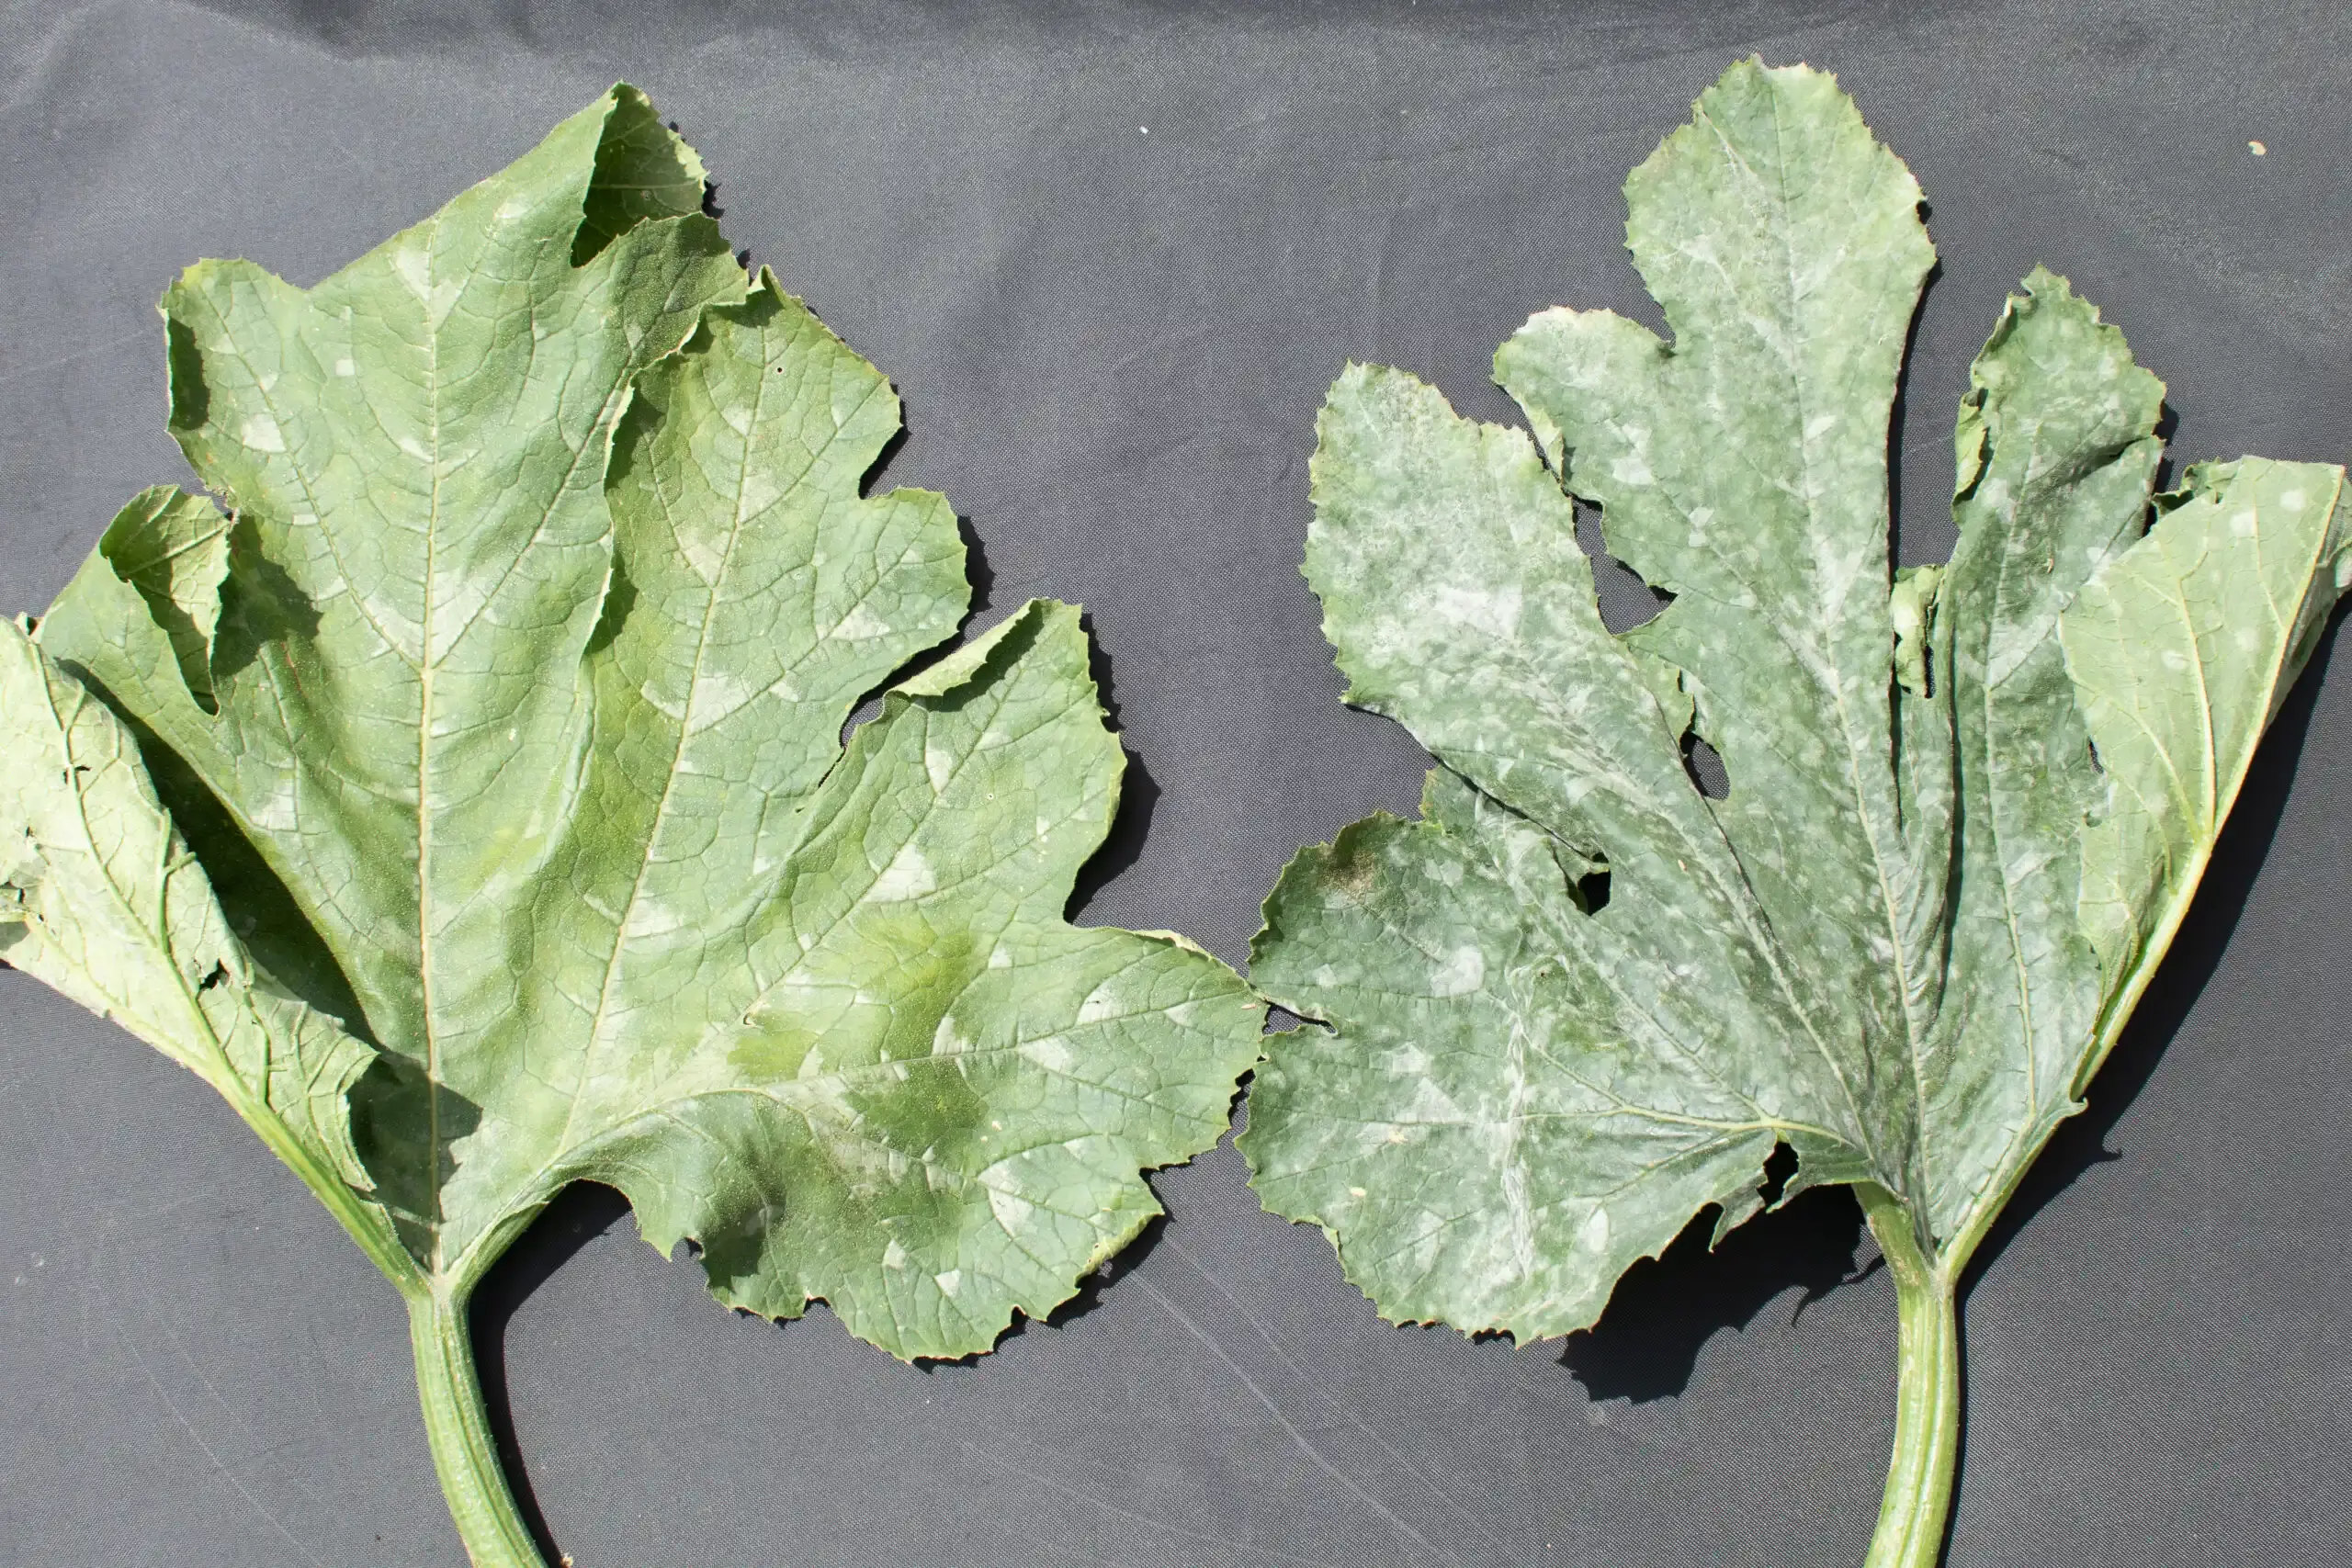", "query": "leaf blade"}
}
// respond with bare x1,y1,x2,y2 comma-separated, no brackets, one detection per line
1497,58,1941,1204
0,616,410,1285
1247,359,1880,1339
1250,58,2352,1361
2064,457,2351,1070
1924,270,2165,1243
26,89,1261,1363
581,600,1262,1358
